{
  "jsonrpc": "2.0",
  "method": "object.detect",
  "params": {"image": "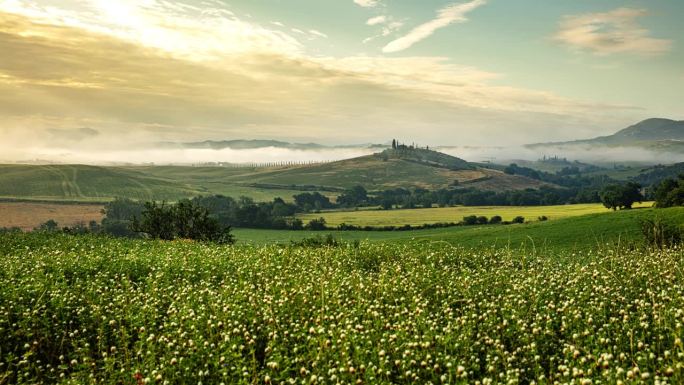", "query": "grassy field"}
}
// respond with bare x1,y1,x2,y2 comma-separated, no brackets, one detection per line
0,164,333,203
237,207,684,250
0,202,104,231
0,165,201,201
298,202,654,227
2,232,684,384
0,152,547,203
